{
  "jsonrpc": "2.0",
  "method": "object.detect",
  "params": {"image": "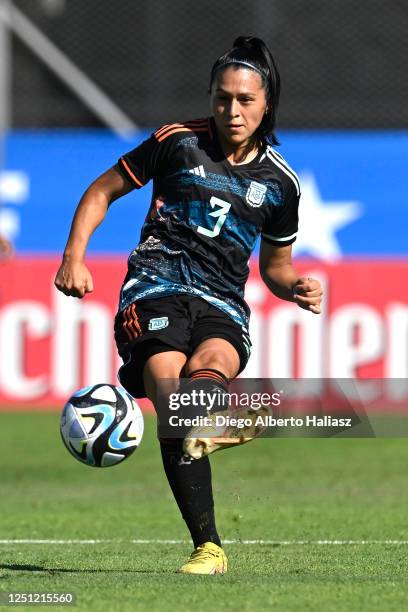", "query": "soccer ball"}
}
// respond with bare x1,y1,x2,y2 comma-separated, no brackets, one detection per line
60,384,144,467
